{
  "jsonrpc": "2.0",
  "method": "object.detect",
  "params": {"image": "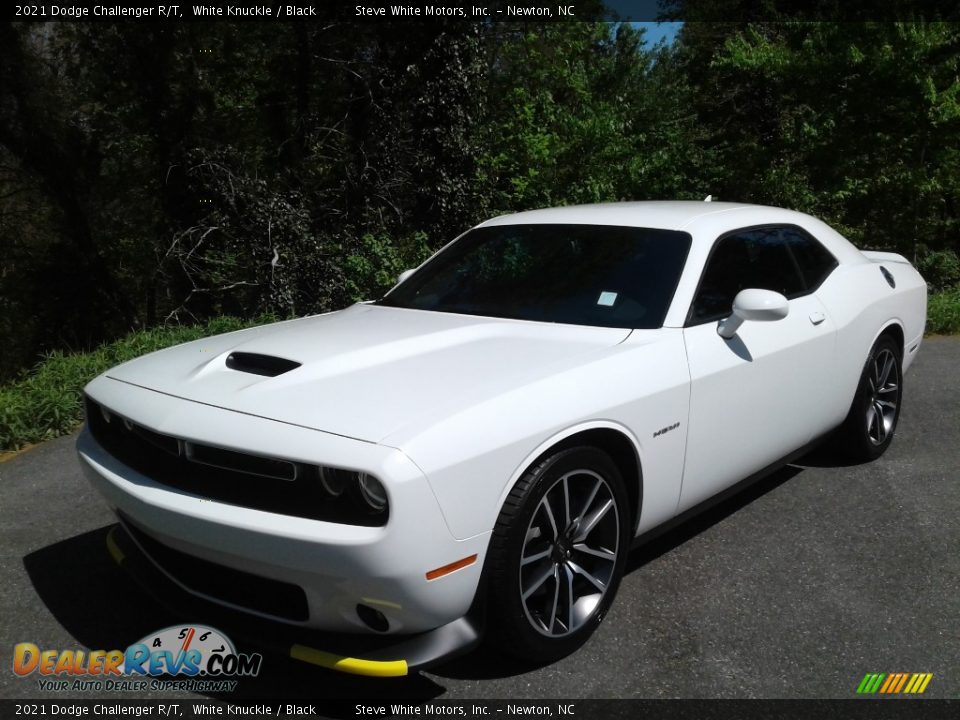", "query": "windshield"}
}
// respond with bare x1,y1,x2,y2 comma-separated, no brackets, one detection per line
378,223,691,329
